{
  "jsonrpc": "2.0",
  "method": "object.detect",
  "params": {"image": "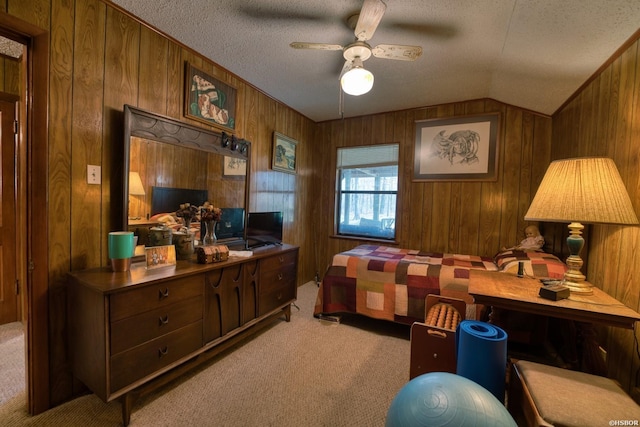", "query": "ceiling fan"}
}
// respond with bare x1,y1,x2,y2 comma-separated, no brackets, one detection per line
290,0,423,96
